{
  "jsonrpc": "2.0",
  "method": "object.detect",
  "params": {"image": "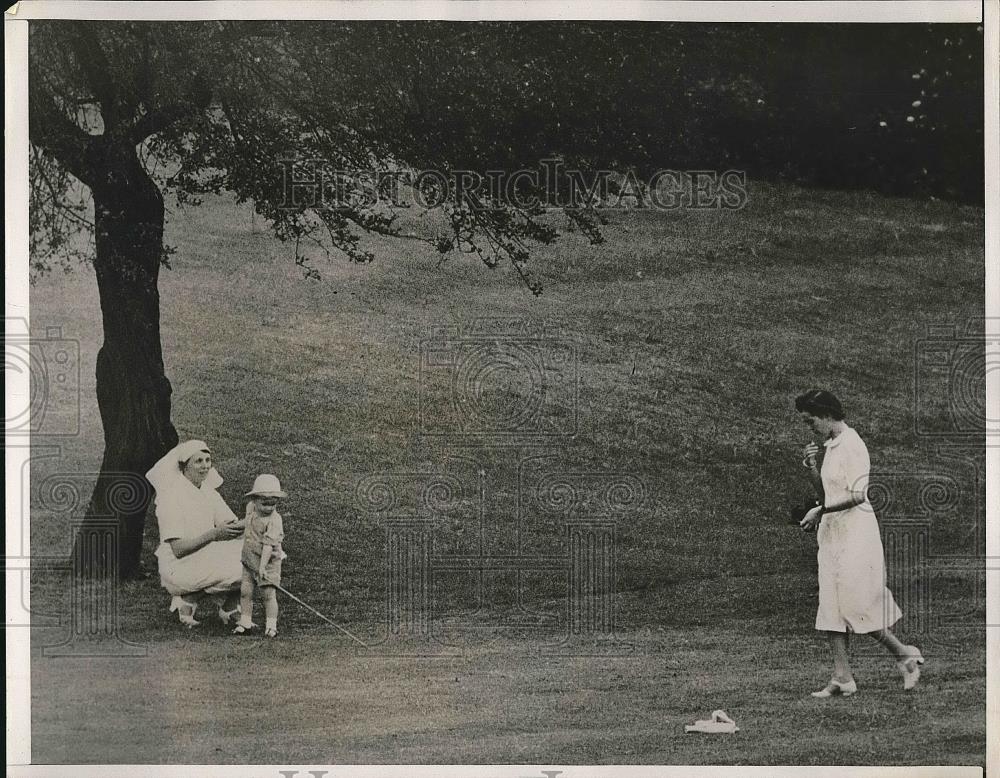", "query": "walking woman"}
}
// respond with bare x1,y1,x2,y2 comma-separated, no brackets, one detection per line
796,389,924,697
